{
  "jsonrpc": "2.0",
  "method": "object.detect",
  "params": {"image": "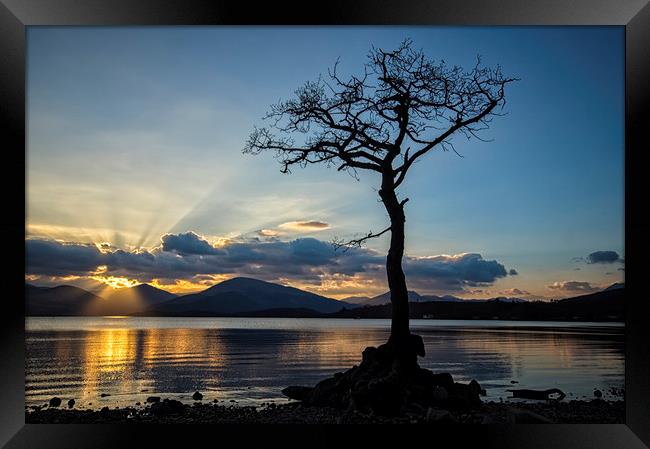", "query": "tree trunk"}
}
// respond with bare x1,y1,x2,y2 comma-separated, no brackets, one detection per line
379,179,410,346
